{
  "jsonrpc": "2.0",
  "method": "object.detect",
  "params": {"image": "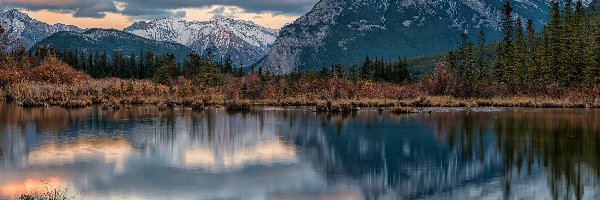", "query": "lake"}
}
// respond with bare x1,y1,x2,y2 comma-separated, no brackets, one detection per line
0,104,599,200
